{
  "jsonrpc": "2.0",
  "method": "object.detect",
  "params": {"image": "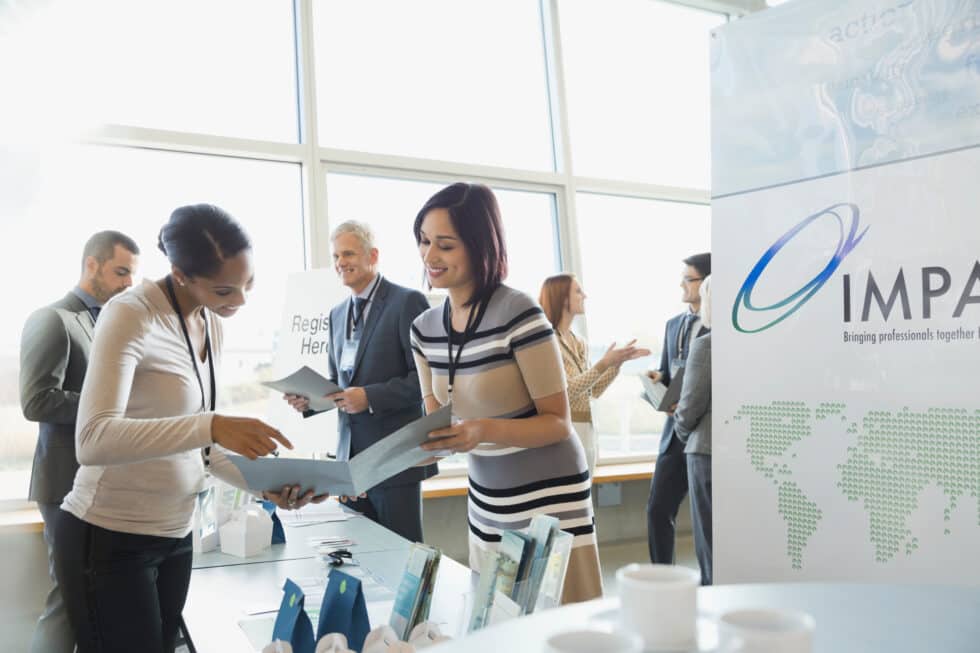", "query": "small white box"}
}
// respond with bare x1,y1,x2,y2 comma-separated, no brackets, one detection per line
219,504,273,558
